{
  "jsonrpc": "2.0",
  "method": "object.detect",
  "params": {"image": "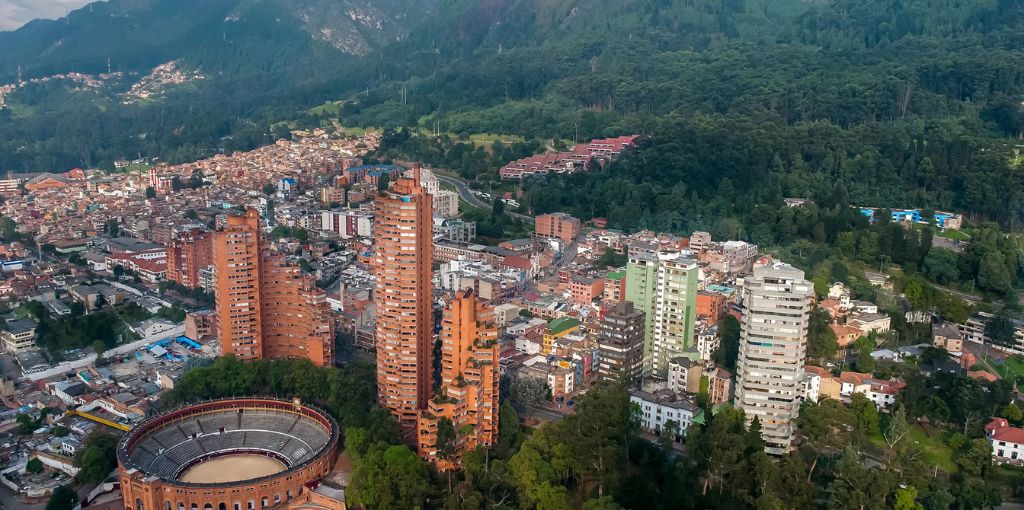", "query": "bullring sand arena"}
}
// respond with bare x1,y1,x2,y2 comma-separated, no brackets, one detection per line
178,455,287,483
